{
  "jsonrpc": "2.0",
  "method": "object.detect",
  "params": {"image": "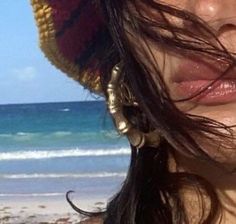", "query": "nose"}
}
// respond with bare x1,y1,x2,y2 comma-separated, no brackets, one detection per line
190,0,236,33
